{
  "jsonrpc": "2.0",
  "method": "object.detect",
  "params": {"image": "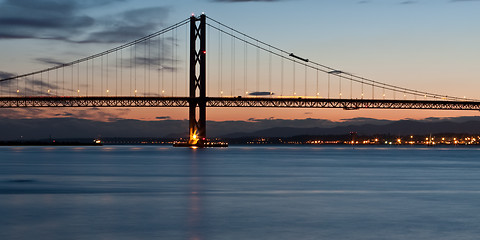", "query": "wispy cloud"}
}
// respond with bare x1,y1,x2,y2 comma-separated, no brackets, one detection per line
35,58,66,66
156,116,171,120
